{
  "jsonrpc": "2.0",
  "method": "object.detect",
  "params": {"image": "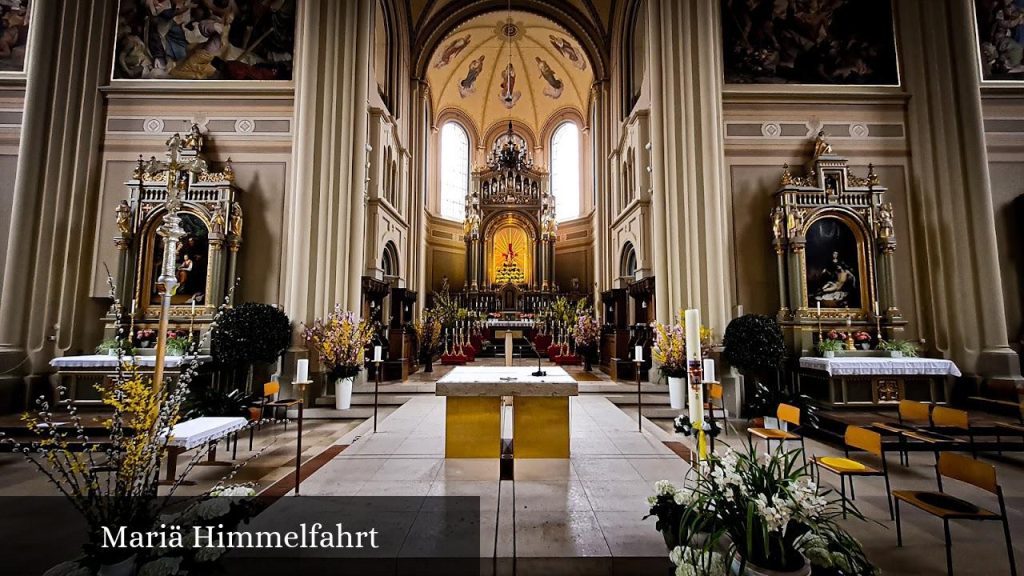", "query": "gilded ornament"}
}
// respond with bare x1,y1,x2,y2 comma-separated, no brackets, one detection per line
771,206,785,240
229,202,243,237
184,123,204,151
877,201,895,239
780,163,795,186
115,200,132,237
211,205,226,235
813,130,833,158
